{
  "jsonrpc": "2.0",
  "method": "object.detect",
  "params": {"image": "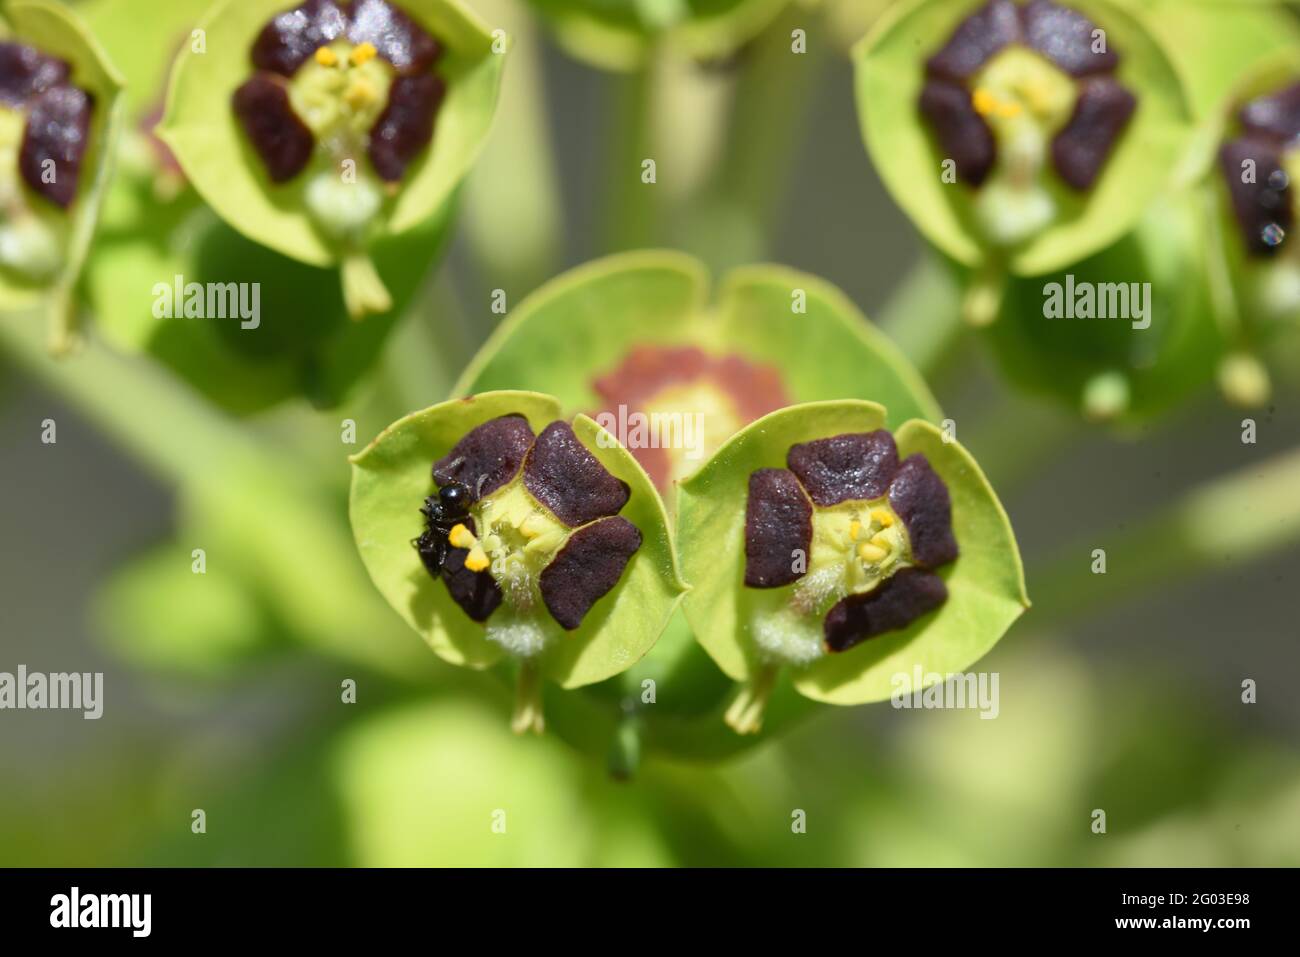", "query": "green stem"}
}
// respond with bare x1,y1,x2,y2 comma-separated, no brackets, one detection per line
1030,446,1300,626
678,9,828,271
511,659,545,735
461,0,563,296
46,284,79,357
723,663,779,735
0,315,268,486
875,254,967,383
600,59,663,252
